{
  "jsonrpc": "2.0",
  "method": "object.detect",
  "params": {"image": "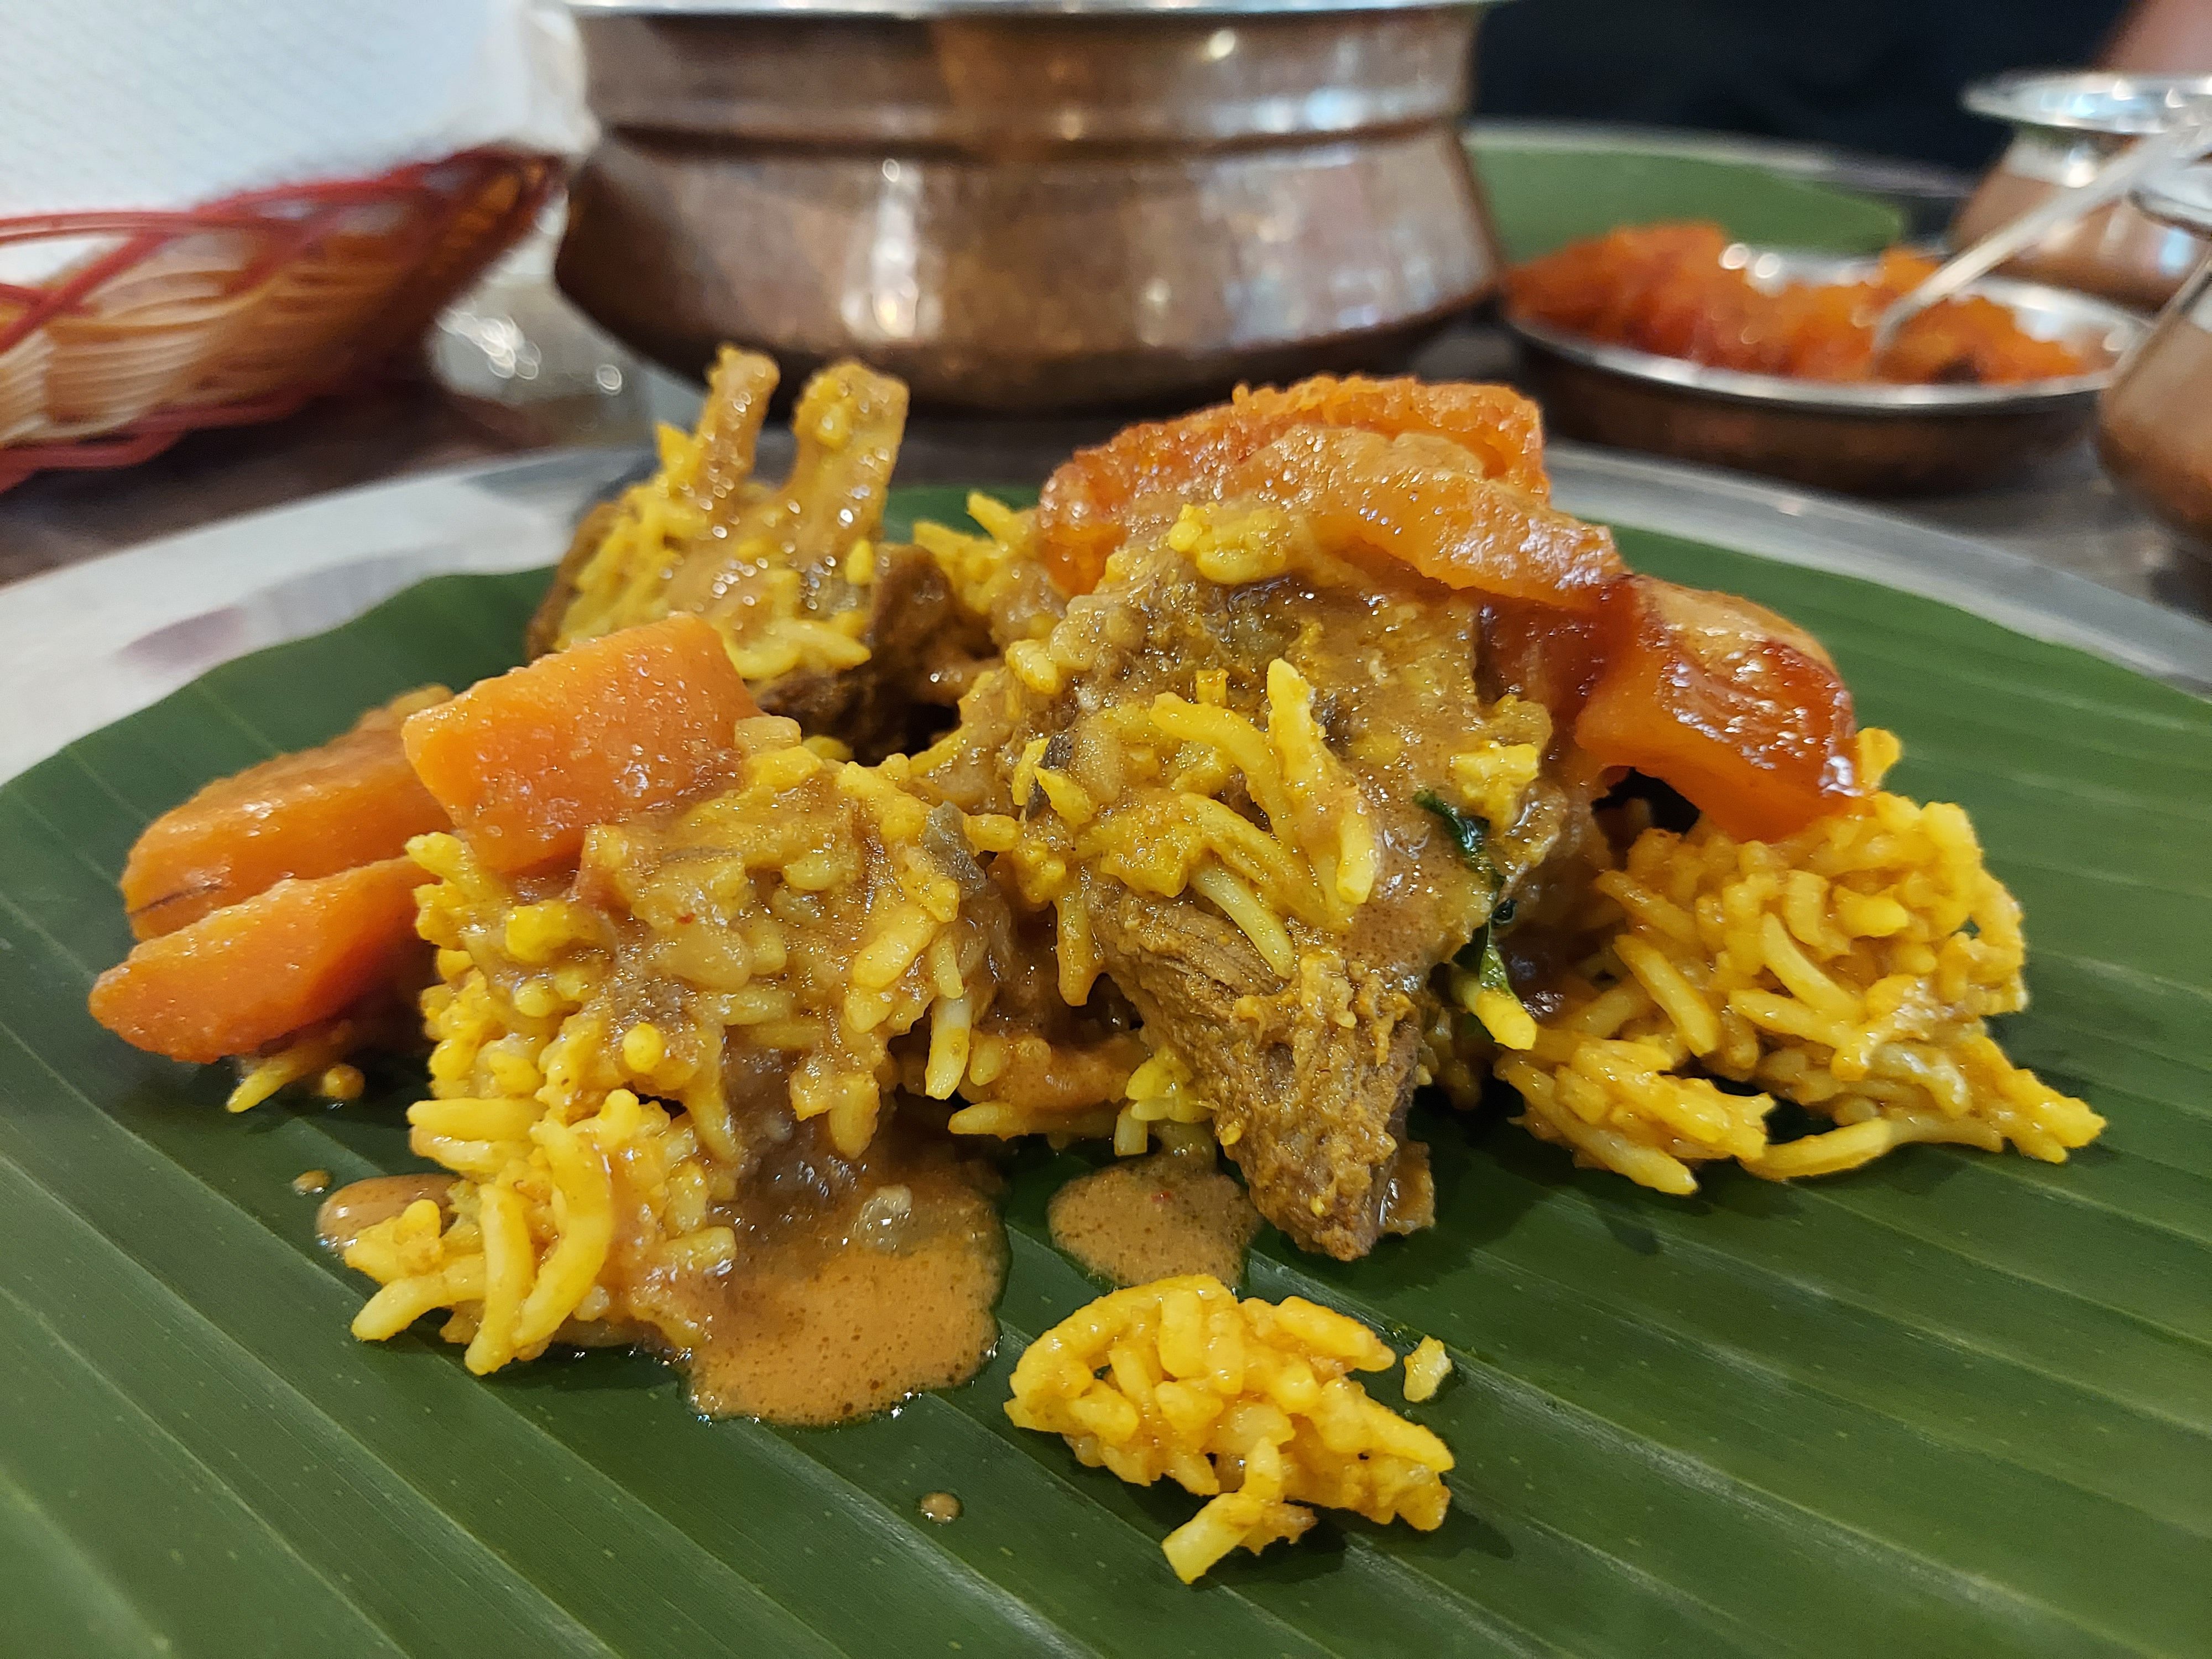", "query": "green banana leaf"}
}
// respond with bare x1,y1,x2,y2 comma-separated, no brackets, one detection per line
1468,135,1909,259
1,483,2205,1657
